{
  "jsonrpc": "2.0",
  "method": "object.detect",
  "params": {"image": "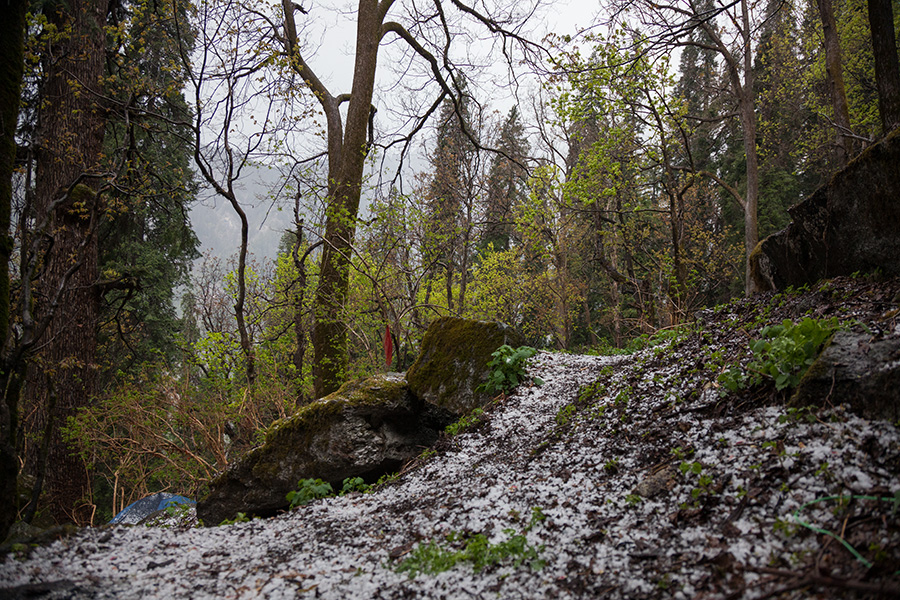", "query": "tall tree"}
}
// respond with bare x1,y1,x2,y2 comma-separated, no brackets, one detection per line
867,0,900,132
0,0,28,541
816,0,855,163
622,0,774,293
482,106,529,253
423,91,479,313
99,0,200,373
22,0,110,525
276,0,543,396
